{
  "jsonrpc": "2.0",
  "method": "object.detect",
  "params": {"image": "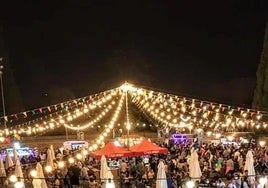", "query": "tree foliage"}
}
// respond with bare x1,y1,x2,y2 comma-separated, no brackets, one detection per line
253,21,268,111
